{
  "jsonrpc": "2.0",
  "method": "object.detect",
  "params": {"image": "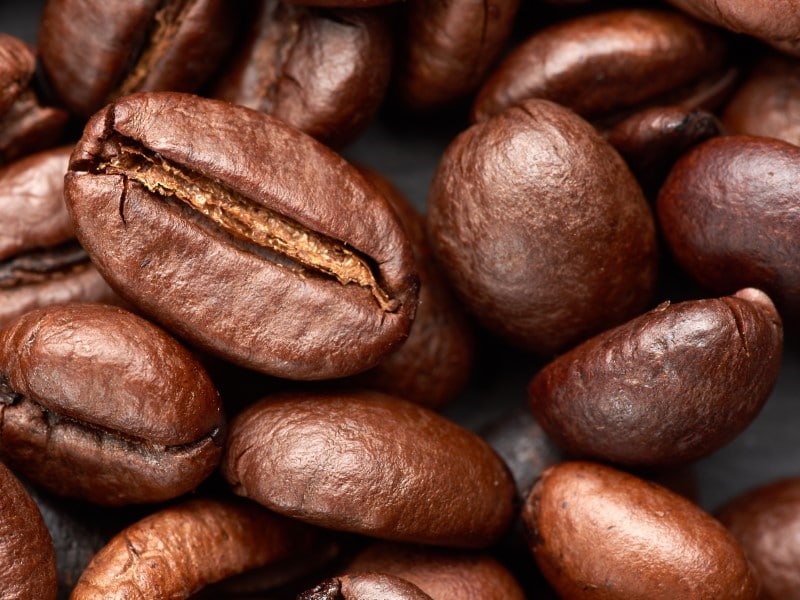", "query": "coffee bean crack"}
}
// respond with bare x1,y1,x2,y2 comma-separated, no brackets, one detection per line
0,241,90,288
